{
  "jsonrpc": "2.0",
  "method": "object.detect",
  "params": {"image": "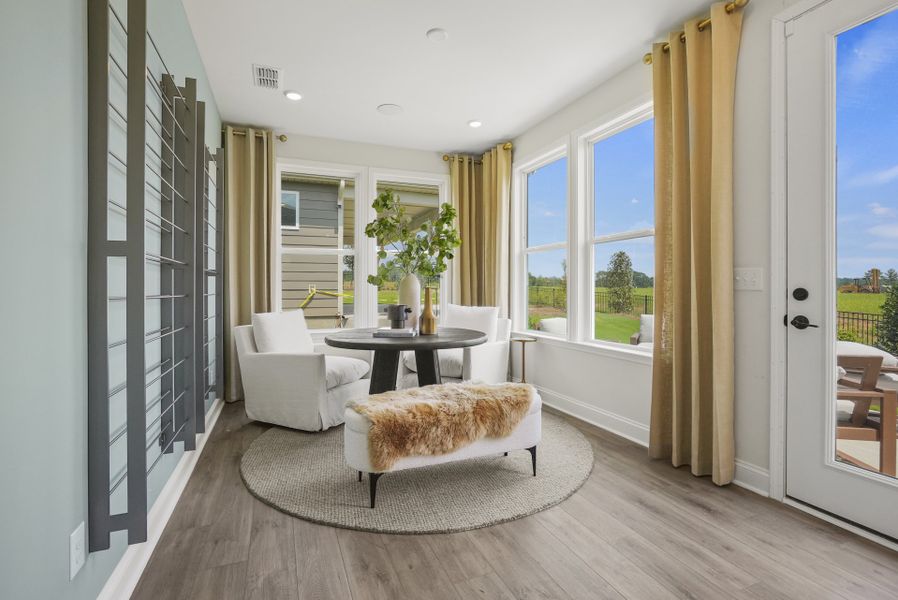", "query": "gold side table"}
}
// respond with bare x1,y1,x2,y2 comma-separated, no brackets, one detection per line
511,337,538,383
